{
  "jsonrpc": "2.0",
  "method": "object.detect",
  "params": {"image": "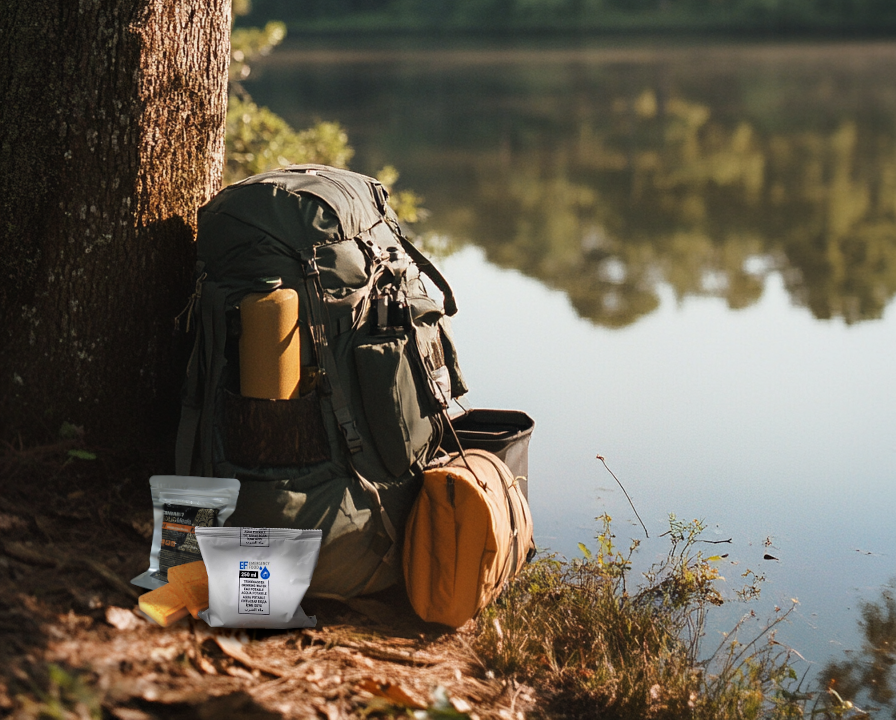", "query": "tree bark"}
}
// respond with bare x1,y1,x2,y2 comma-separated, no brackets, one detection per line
0,0,230,450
